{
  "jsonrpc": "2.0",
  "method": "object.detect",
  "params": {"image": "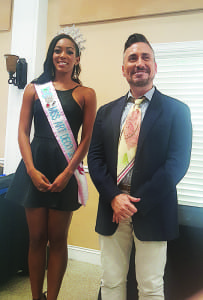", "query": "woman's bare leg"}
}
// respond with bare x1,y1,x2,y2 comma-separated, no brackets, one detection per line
46,209,73,300
25,208,48,299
